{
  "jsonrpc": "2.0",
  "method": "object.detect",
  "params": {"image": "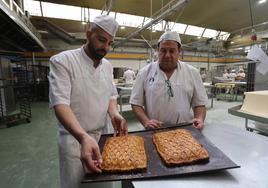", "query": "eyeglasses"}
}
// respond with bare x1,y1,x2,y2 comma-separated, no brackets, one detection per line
165,80,174,98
